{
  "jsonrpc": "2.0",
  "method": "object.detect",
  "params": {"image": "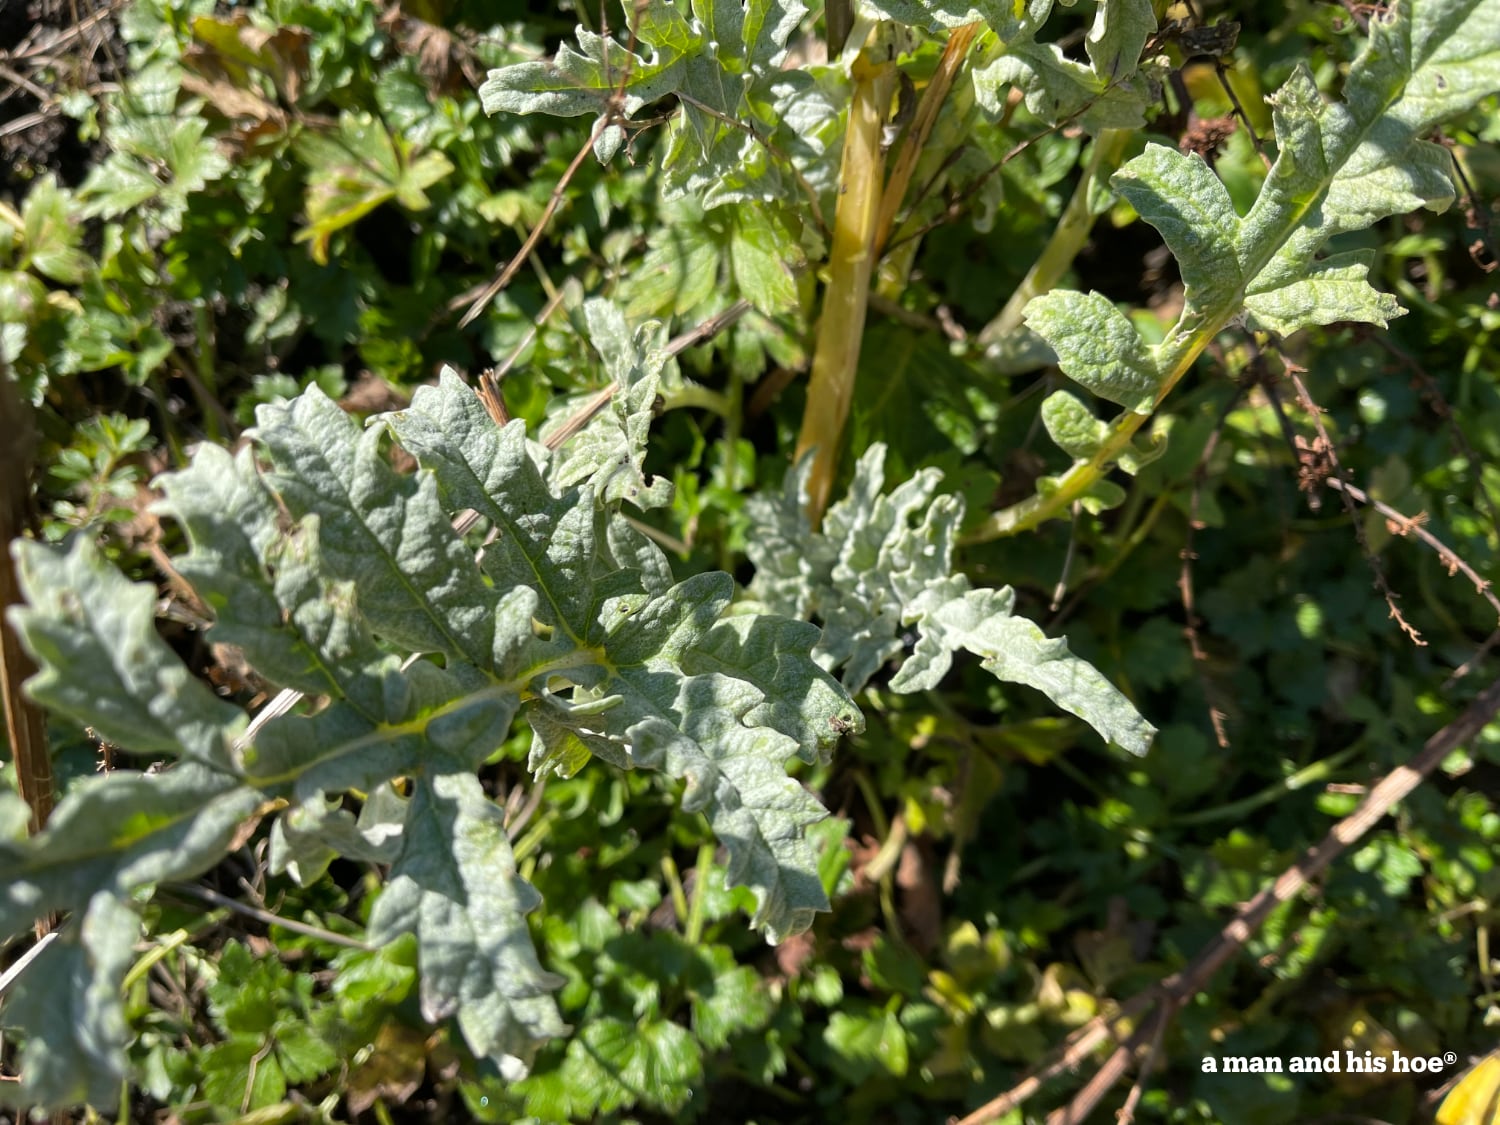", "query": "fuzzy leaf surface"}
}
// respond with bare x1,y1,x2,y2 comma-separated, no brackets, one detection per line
1024,290,1161,413
0,765,260,936
155,444,398,718
1110,145,1244,310
9,536,246,768
1000,0,1499,519
0,894,138,1109
856,0,1052,36
1242,250,1406,335
5,354,859,1107
479,0,808,201
976,46,1160,134
547,300,674,510
746,447,1154,754
369,770,568,1074
1125,0,1500,332
892,580,1157,754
